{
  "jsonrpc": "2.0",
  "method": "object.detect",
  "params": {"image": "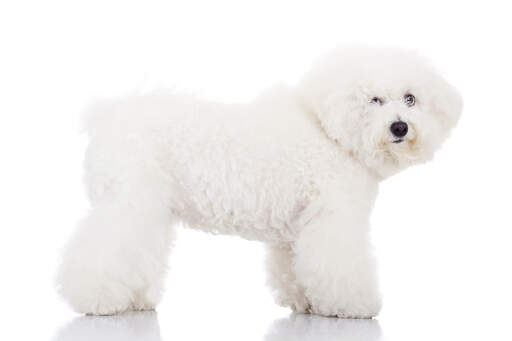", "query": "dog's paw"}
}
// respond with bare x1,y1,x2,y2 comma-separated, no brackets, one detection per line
85,298,132,316
75,287,133,316
304,286,382,319
276,293,311,314
269,277,311,313
309,294,382,319
130,286,161,312
58,275,134,315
